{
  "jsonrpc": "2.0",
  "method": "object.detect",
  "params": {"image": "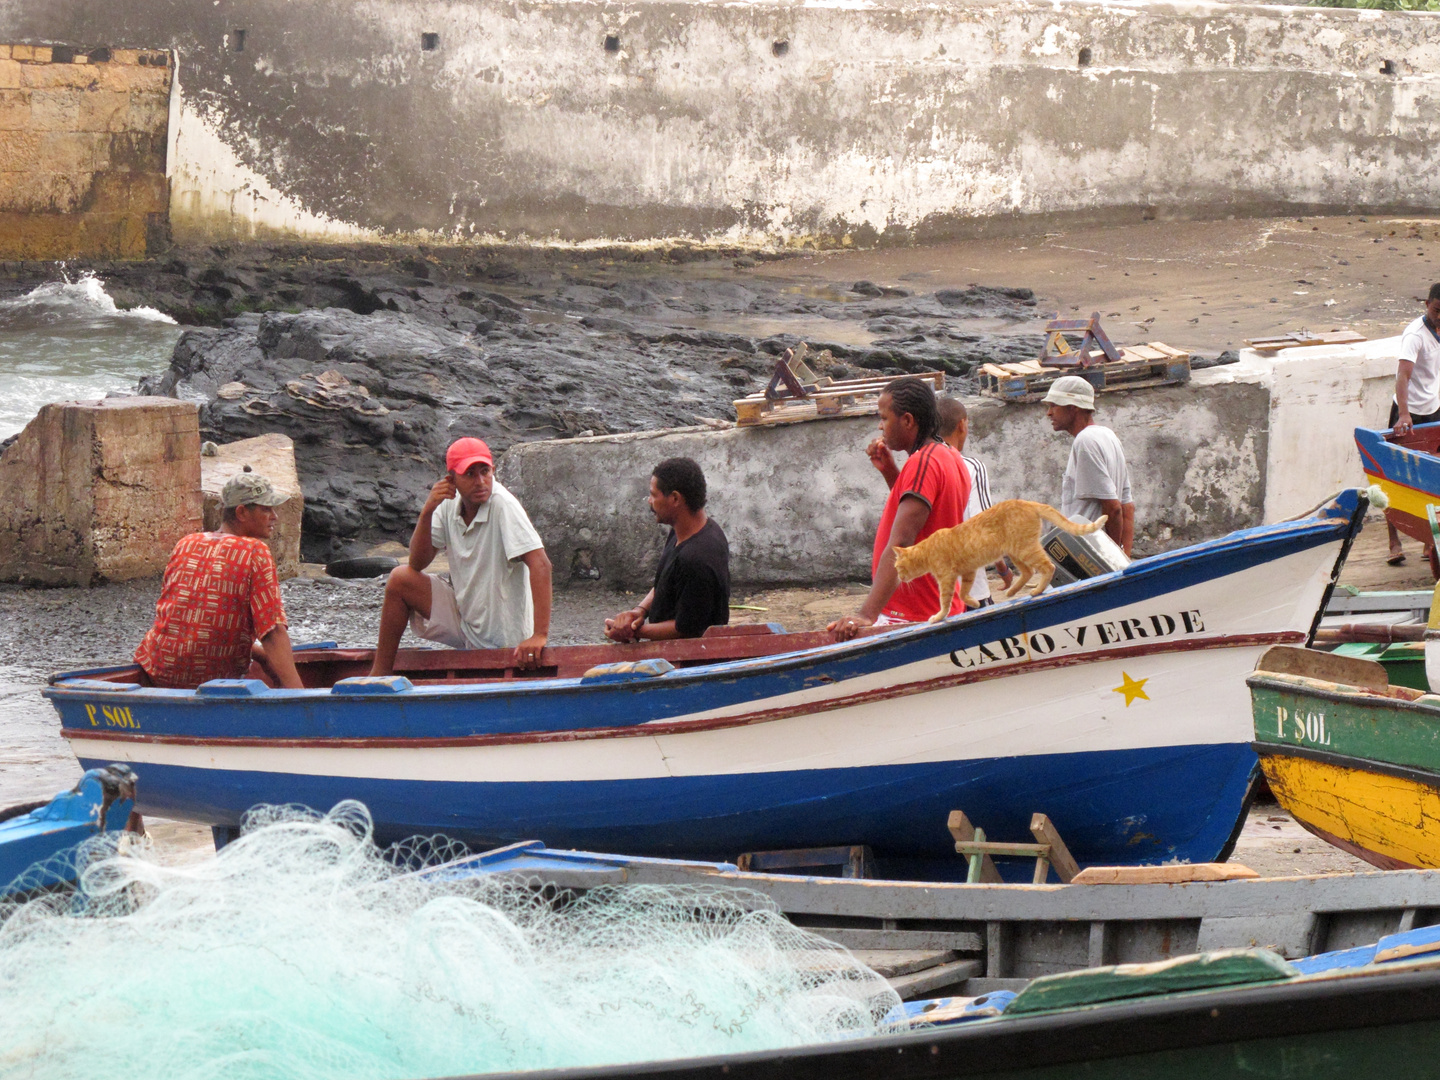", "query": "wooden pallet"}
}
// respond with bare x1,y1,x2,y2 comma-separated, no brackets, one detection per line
734,369,944,426
1245,329,1366,353
978,342,1190,403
